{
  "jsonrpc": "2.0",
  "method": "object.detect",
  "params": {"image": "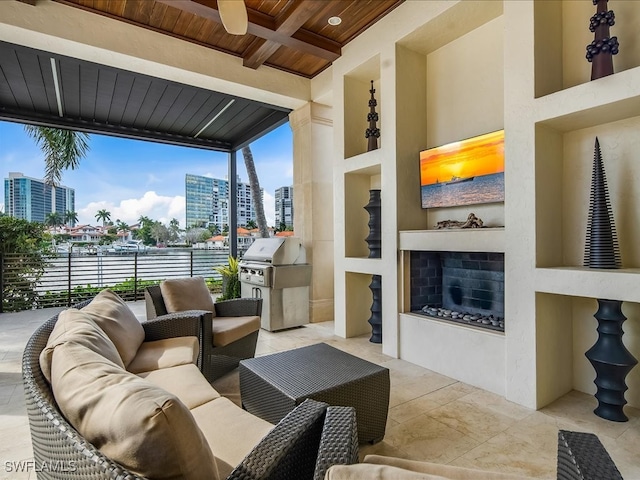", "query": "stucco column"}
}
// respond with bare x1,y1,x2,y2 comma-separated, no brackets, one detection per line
289,102,334,323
